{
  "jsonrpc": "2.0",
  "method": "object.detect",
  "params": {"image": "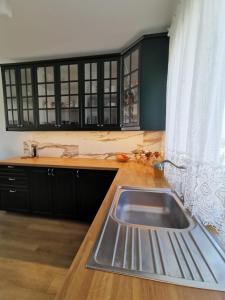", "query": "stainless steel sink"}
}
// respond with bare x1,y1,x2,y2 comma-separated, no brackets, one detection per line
87,186,225,291
114,190,189,229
